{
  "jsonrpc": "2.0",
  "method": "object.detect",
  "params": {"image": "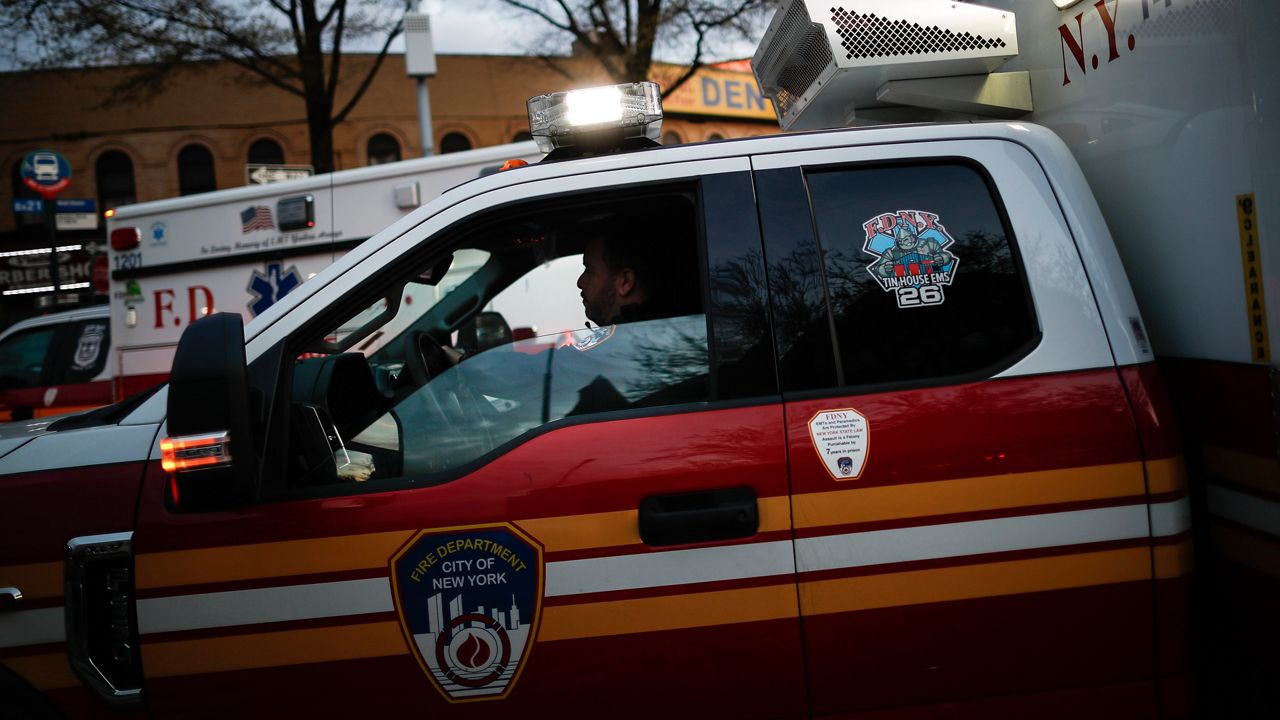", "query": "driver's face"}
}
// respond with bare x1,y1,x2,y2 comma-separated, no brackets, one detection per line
577,237,618,326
